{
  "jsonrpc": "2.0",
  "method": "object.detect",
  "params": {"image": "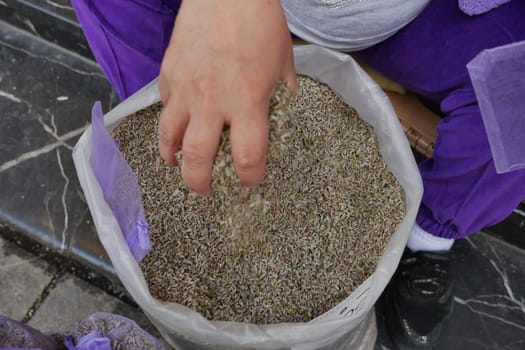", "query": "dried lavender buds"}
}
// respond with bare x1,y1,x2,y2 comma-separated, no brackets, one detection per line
112,76,404,324
73,315,163,350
